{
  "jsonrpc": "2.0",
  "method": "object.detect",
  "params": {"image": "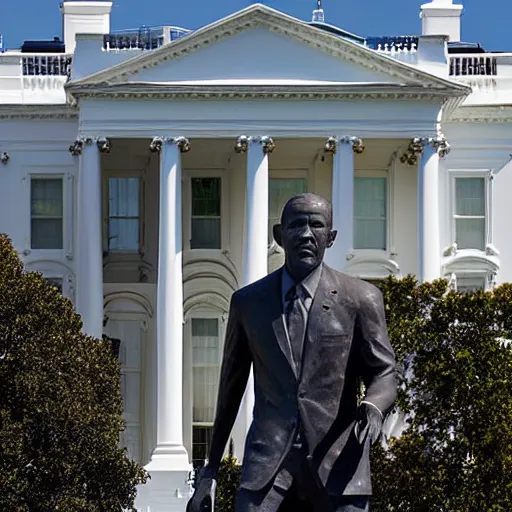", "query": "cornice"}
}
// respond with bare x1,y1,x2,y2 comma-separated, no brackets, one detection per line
67,82,456,102
68,4,469,98
449,105,512,124
0,105,78,120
